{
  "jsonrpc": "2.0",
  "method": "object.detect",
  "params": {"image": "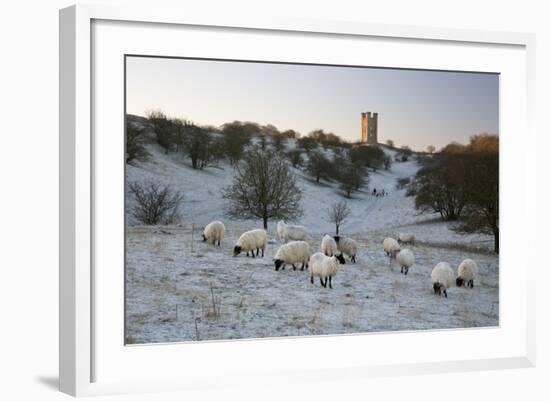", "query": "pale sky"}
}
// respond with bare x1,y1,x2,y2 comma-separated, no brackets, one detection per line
126,56,499,151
